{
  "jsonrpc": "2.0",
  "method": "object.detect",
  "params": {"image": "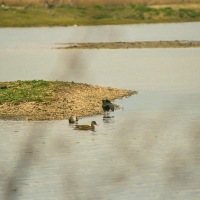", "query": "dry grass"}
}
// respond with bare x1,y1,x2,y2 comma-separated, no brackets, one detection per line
3,0,200,6
151,3,200,9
